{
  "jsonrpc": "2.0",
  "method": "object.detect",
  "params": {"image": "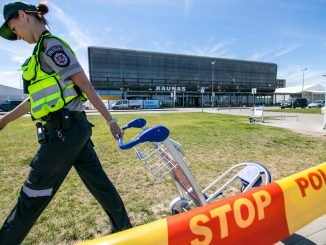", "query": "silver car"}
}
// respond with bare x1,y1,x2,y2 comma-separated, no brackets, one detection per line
307,100,325,108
